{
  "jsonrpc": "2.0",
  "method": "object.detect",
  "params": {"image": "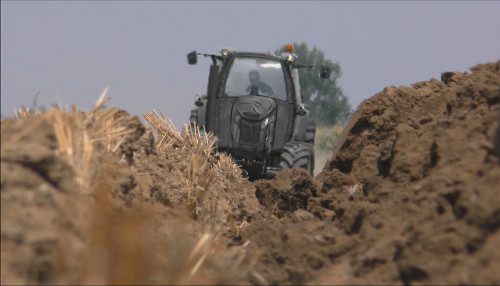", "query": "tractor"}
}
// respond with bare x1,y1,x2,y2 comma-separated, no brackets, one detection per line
187,44,331,179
